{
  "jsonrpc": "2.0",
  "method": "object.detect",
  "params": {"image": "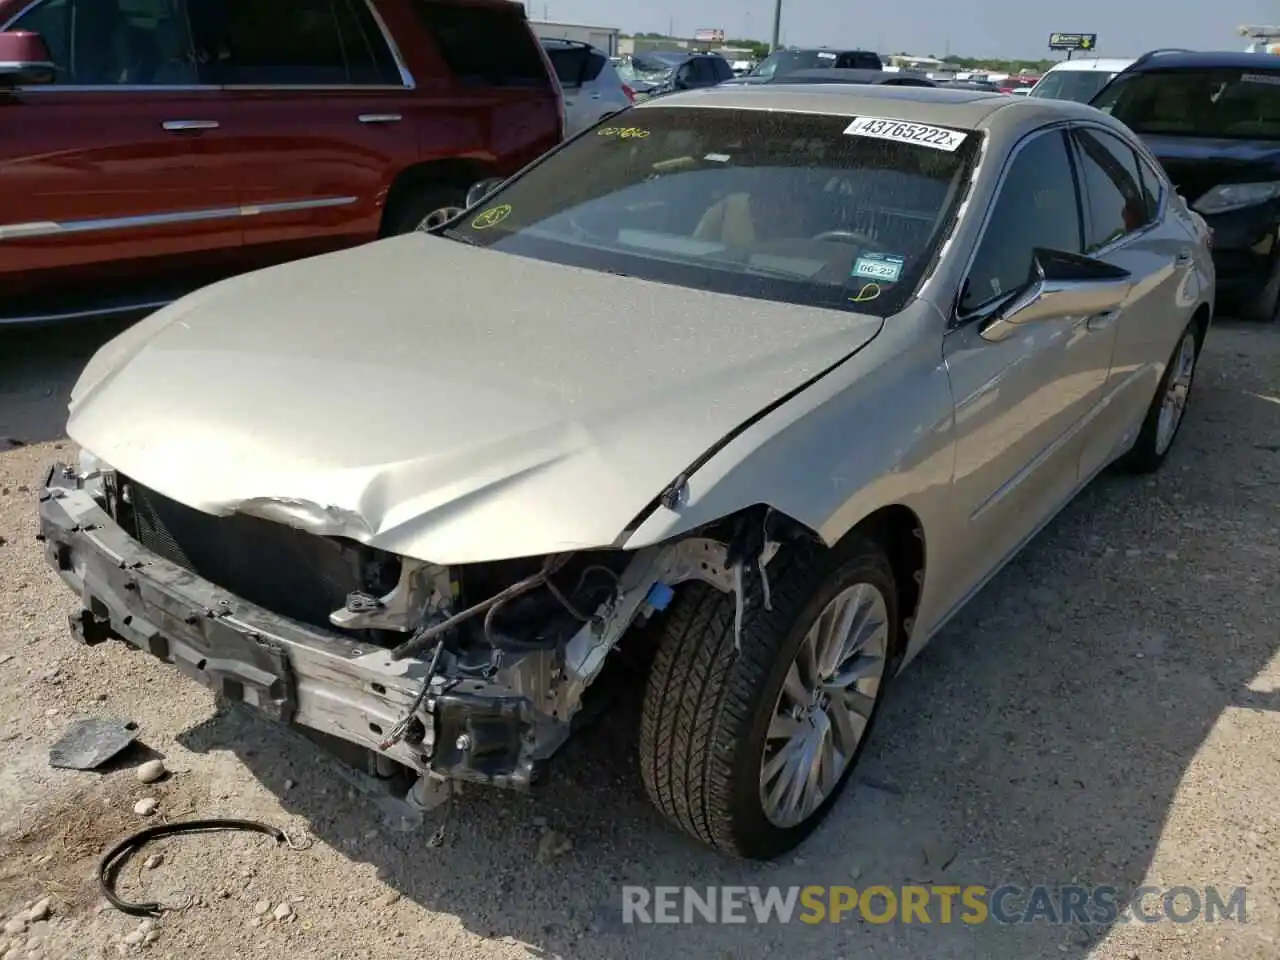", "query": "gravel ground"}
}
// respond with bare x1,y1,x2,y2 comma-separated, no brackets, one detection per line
0,317,1278,960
